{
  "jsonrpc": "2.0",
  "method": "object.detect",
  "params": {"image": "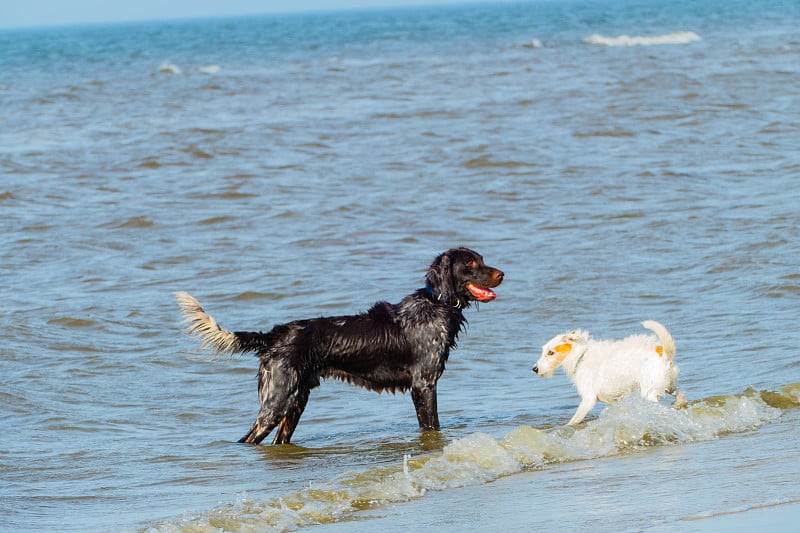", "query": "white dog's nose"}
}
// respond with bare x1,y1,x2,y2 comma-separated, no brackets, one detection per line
532,365,539,374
